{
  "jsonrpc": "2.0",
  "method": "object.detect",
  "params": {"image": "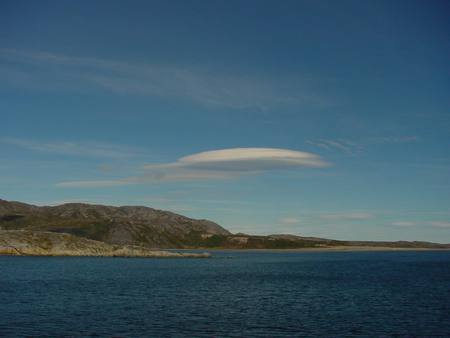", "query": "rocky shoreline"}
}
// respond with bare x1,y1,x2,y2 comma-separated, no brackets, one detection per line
0,230,210,258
